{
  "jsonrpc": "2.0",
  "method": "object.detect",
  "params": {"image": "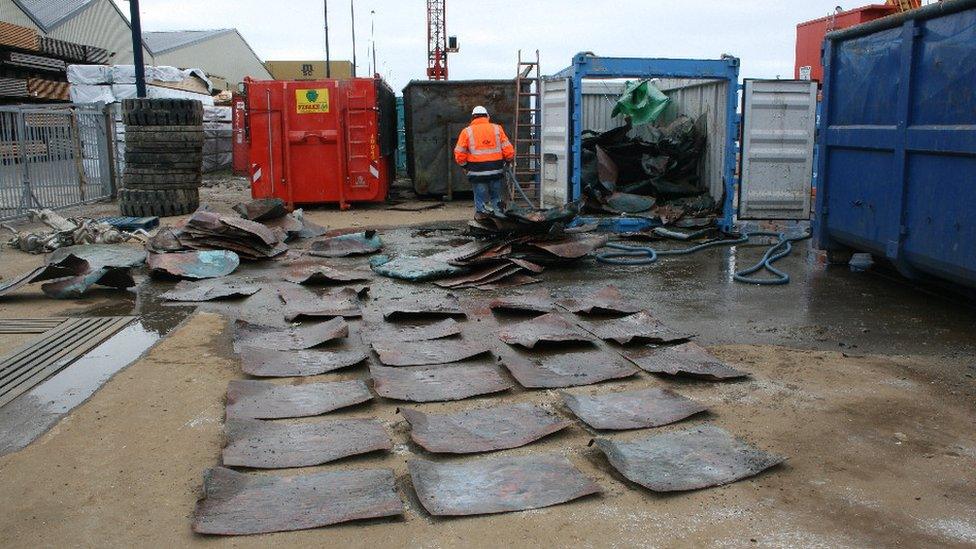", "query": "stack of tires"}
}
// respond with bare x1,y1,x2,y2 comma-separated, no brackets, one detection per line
119,98,204,217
